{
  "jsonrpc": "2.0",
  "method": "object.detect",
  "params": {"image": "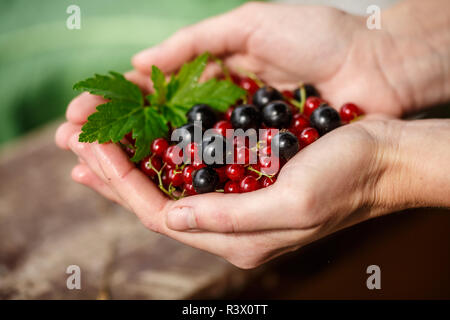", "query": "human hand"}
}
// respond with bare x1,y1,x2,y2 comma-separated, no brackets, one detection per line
131,2,408,117
56,2,450,268
57,104,439,268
